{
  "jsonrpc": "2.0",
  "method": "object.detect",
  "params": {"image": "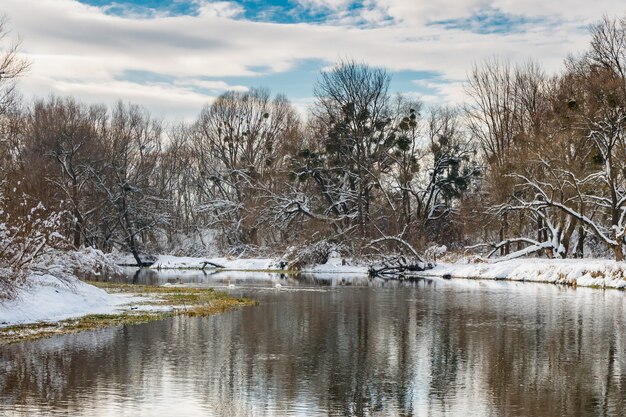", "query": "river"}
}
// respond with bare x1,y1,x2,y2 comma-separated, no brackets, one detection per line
1,271,625,416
